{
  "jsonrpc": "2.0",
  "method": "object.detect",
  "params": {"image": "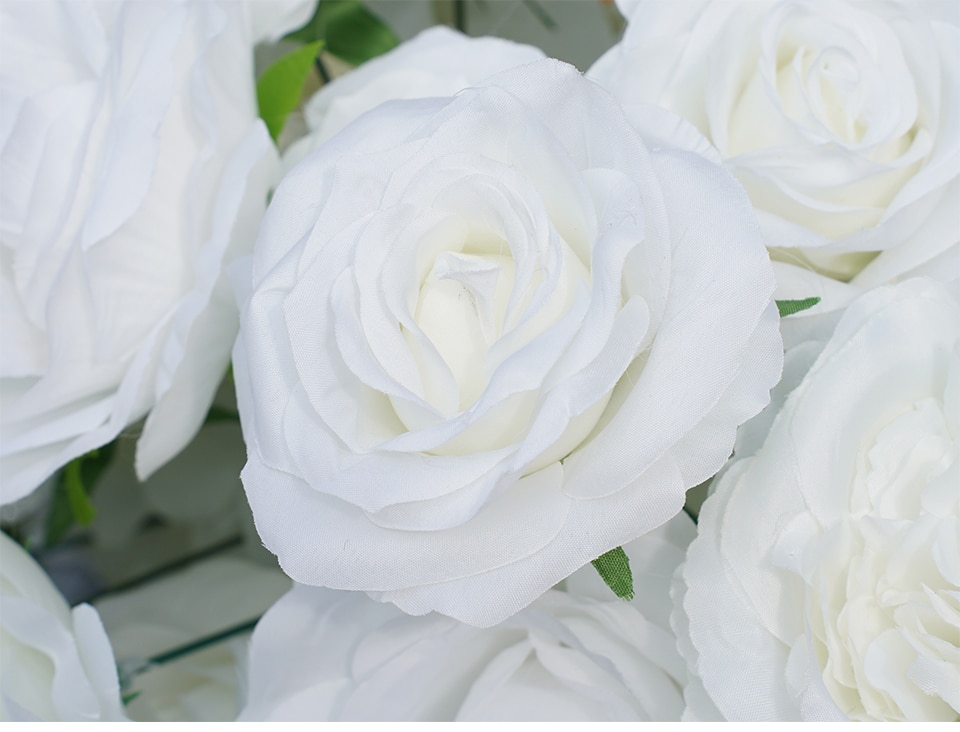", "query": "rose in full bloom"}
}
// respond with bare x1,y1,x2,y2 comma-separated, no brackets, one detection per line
0,532,126,721
676,277,959,721
284,25,545,166
239,514,694,721
0,0,312,504
233,58,782,625
590,0,960,303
